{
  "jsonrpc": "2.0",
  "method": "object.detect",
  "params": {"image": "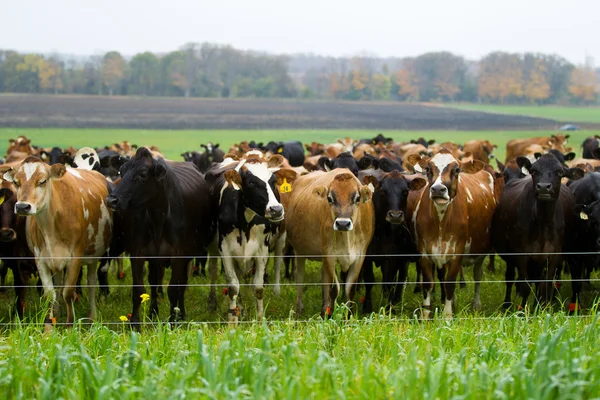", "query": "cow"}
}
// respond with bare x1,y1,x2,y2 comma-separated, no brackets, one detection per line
491,153,583,311
182,143,226,174
106,147,216,324
285,169,375,316
463,140,497,165
505,134,570,163
318,152,372,177
568,148,600,170
410,138,436,148
7,136,34,156
39,147,73,165
205,151,286,325
305,142,325,156
563,171,600,311
2,157,113,331
263,141,305,167
361,171,426,313
407,149,497,319
581,136,600,159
